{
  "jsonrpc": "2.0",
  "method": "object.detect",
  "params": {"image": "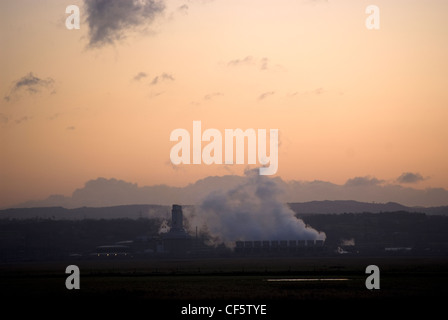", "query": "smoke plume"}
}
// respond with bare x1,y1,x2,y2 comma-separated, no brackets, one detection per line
187,169,325,246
